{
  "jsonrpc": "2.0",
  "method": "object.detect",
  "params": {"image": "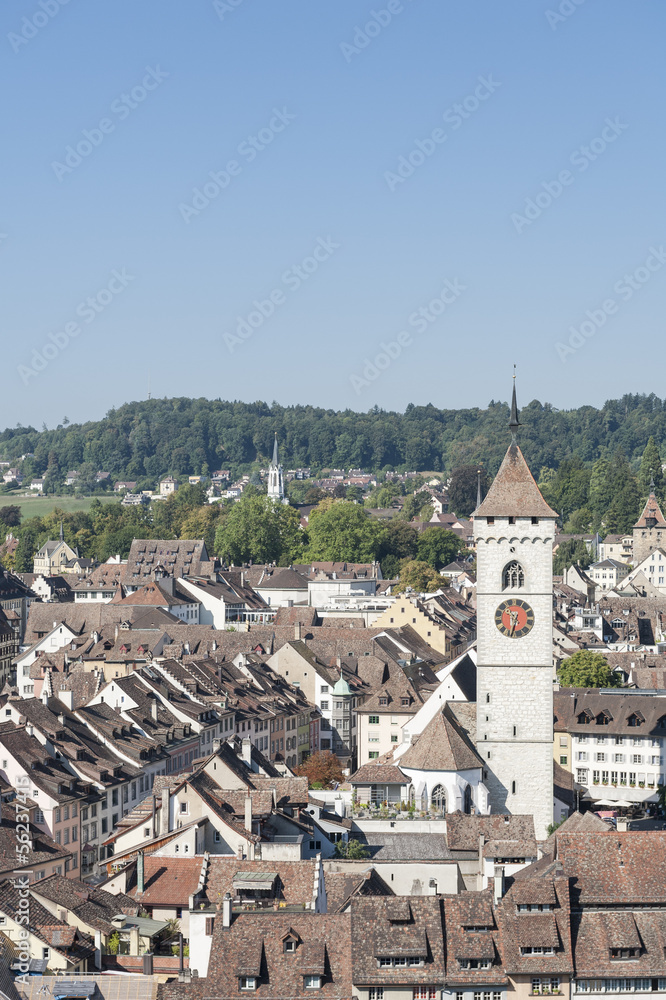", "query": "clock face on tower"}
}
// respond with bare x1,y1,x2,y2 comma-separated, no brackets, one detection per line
495,599,535,638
